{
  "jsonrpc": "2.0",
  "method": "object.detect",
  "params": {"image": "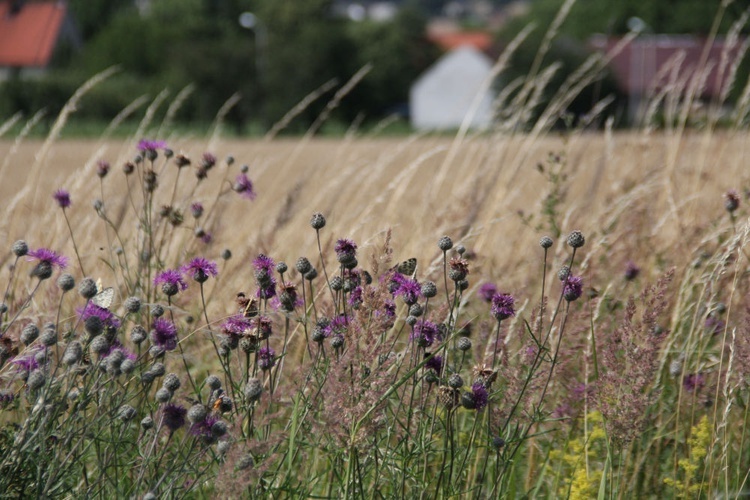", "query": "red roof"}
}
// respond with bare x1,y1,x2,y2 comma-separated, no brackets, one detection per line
428,31,493,52
0,1,67,67
589,35,746,98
